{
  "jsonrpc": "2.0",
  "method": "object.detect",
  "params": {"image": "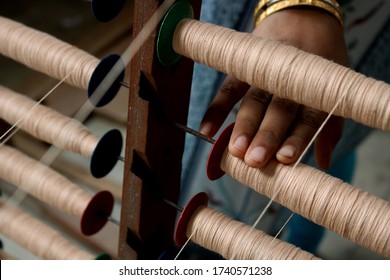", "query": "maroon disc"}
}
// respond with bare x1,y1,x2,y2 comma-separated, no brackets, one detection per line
175,192,209,247
80,191,114,236
206,123,235,180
